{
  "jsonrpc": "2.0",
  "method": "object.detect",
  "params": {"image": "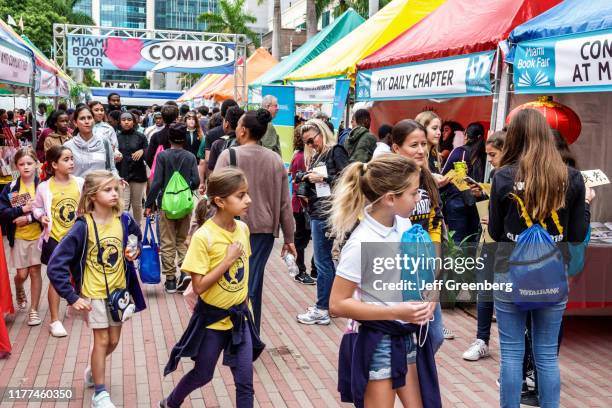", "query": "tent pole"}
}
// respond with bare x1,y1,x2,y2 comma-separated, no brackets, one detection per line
30,70,37,147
